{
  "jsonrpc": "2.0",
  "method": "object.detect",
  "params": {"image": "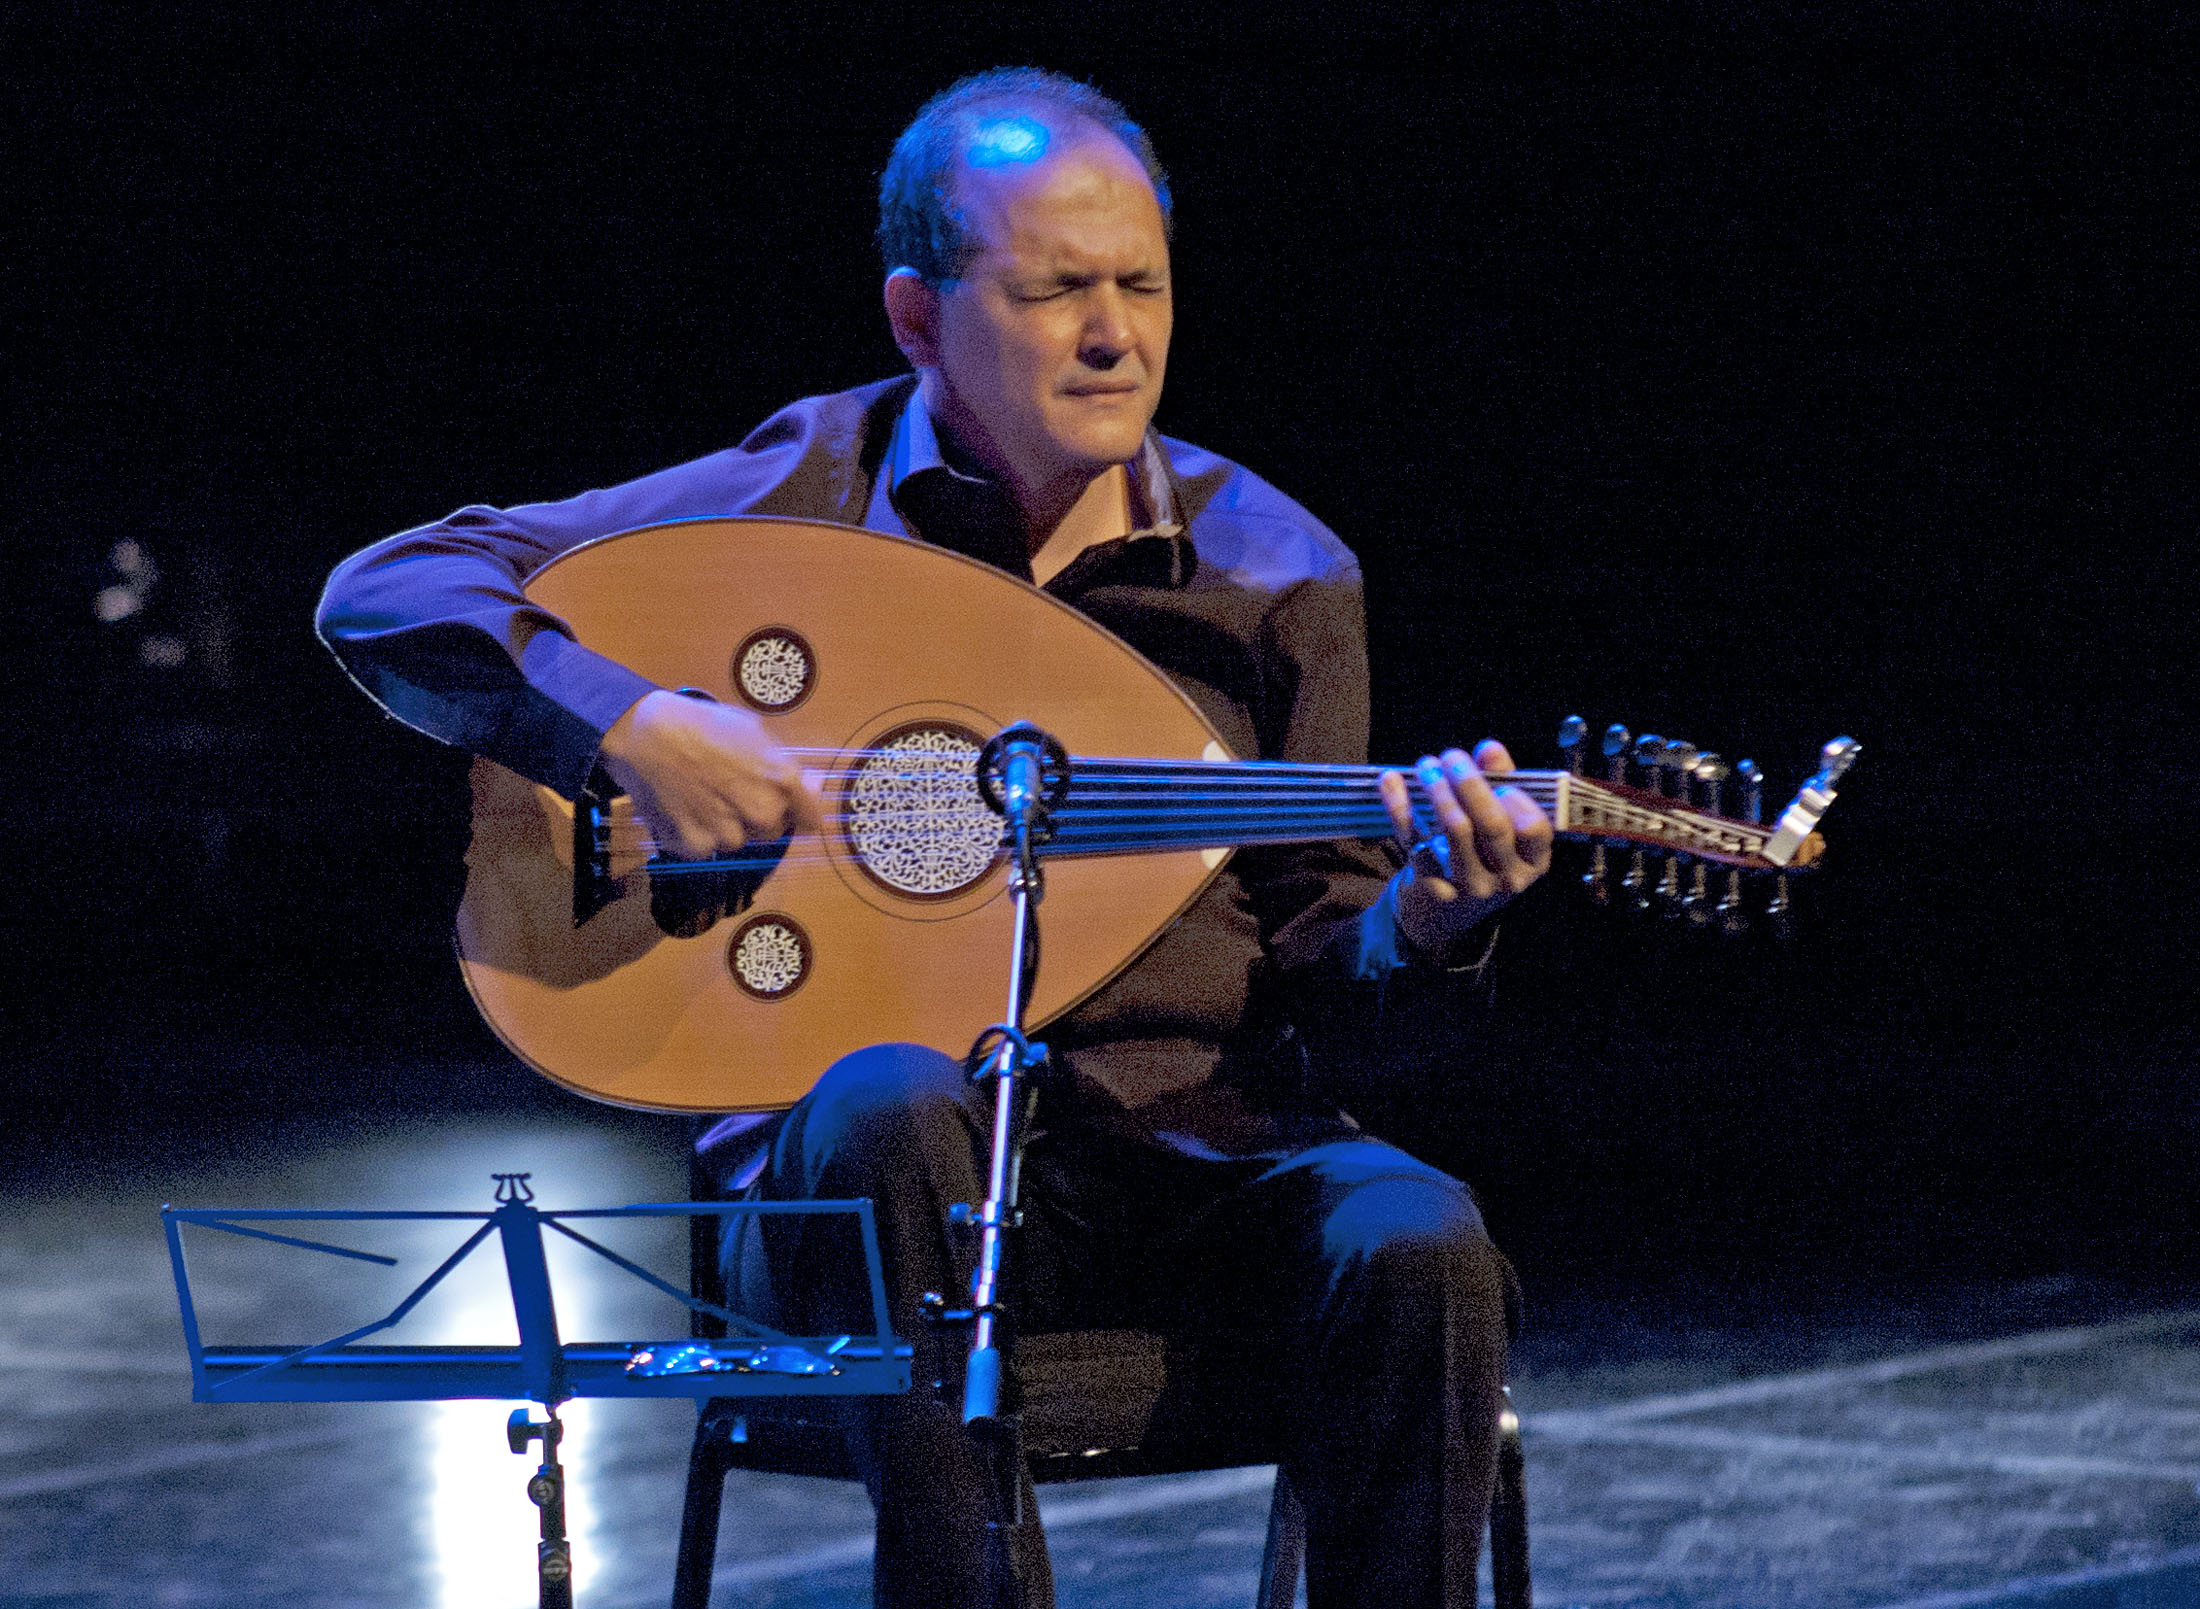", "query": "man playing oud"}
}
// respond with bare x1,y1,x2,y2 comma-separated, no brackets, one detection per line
320,69,1551,1609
